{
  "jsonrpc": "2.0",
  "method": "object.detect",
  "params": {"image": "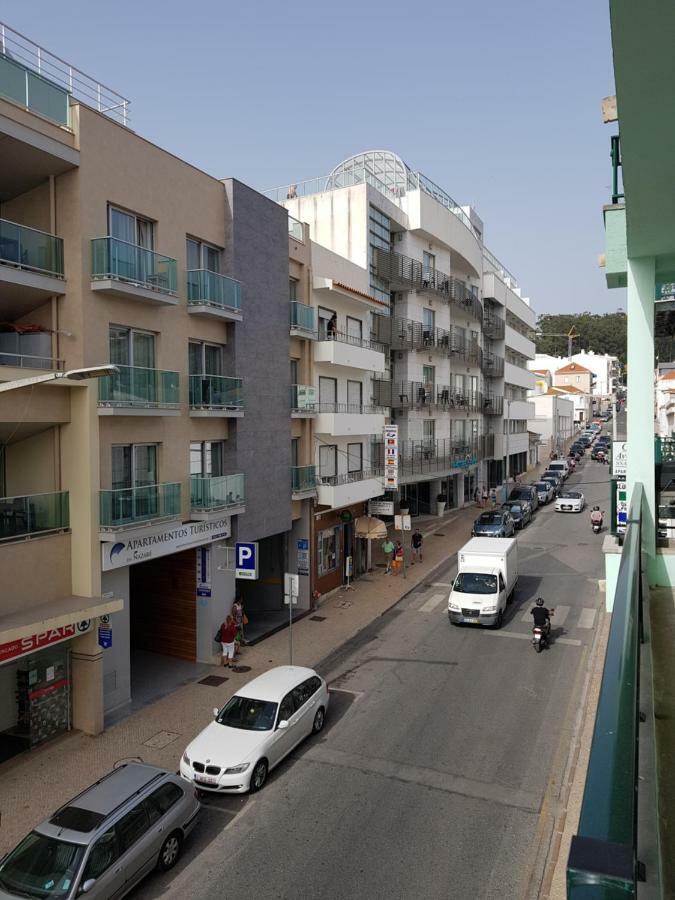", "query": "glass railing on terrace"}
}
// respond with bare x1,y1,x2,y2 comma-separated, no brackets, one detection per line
191,474,245,511
91,237,177,294
0,52,70,125
289,301,316,334
291,384,316,410
98,365,180,408
0,218,64,277
189,374,243,409
100,483,181,528
292,465,317,493
187,269,241,312
288,215,304,241
0,490,69,541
